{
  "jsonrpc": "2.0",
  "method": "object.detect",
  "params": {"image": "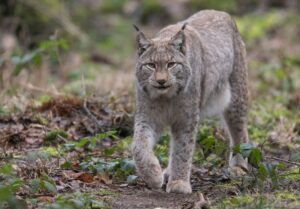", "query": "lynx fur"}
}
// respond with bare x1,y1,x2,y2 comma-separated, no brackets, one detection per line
132,10,249,194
